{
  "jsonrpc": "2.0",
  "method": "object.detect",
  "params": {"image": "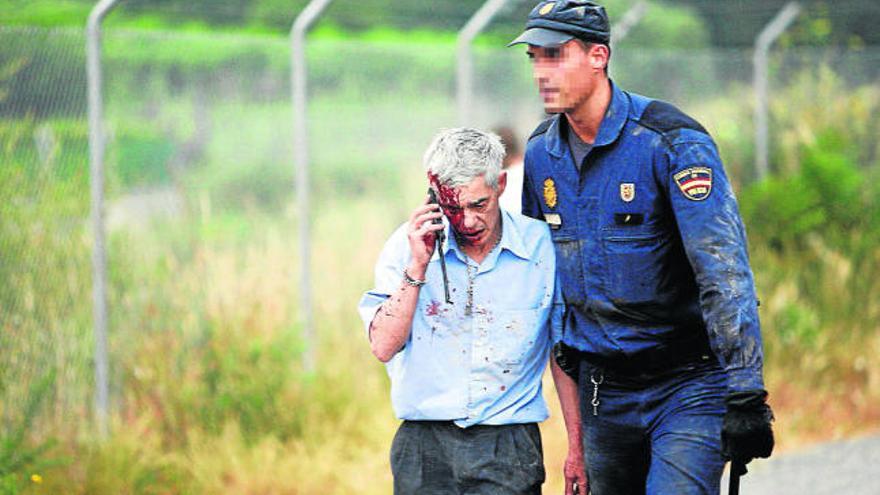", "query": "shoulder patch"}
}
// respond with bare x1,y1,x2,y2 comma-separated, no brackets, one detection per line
674,166,712,201
528,117,554,140
639,100,707,136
